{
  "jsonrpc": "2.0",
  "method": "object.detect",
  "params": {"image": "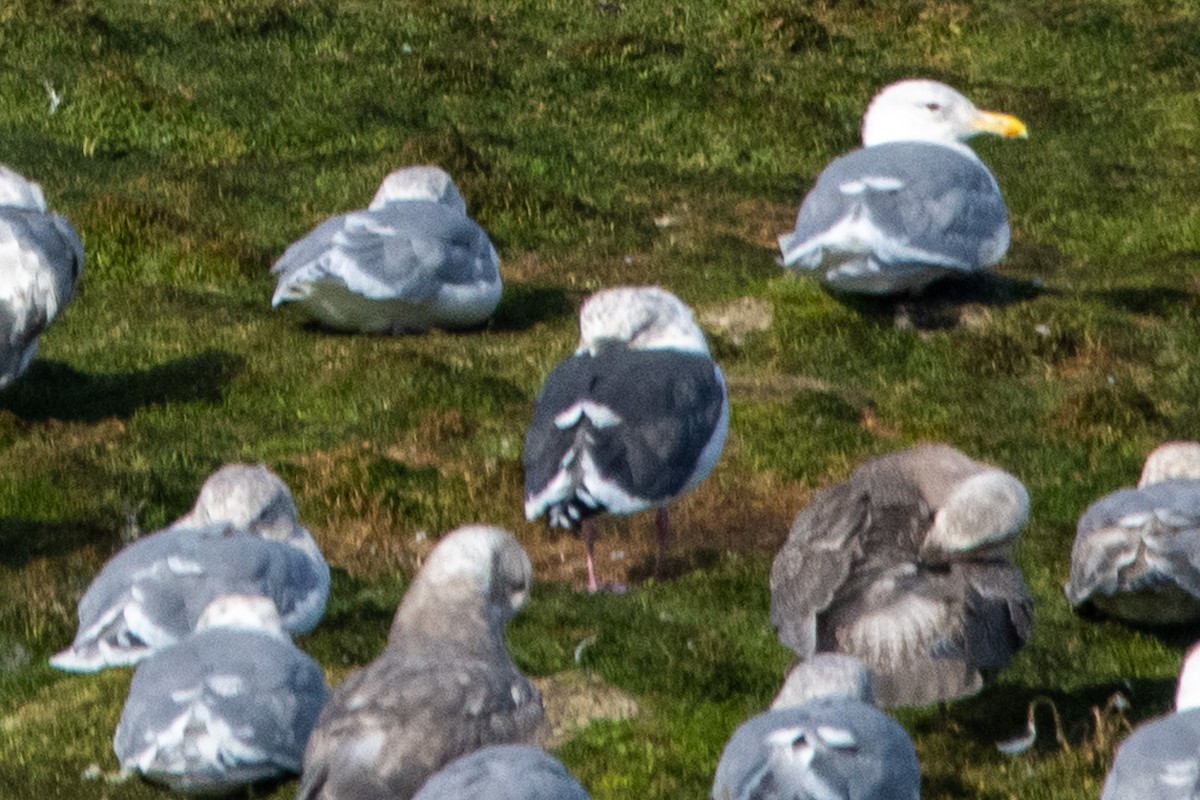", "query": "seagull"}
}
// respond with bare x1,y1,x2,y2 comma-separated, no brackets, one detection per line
112,594,329,793
779,79,1027,295
713,654,919,800
1101,642,1200,799
1066,441,1200,626
271,165,502,333
0,162,84,388
411,745,590,800
296,525,545,800
770,443,1033,707
522,286,730,592
51,464,330,672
